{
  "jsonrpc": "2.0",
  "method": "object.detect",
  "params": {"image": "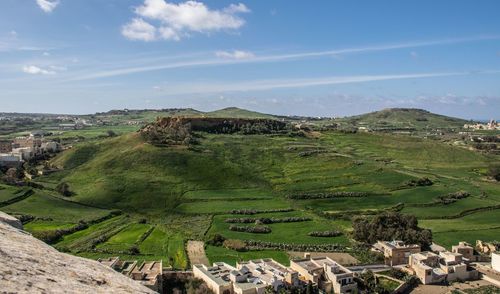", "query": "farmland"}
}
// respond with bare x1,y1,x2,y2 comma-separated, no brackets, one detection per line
1,108,499,268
